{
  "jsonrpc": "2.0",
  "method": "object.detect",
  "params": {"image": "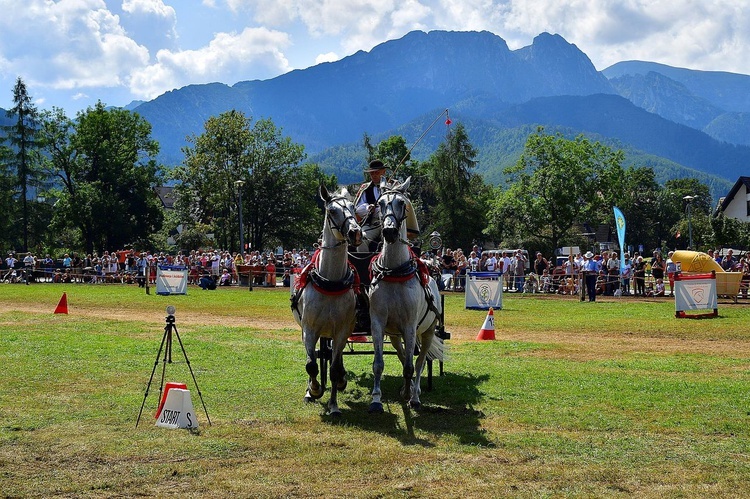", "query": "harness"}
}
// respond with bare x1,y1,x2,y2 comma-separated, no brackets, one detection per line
369,247,430,287
290,194,362,315
369,190,441,329
290,250,361,316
